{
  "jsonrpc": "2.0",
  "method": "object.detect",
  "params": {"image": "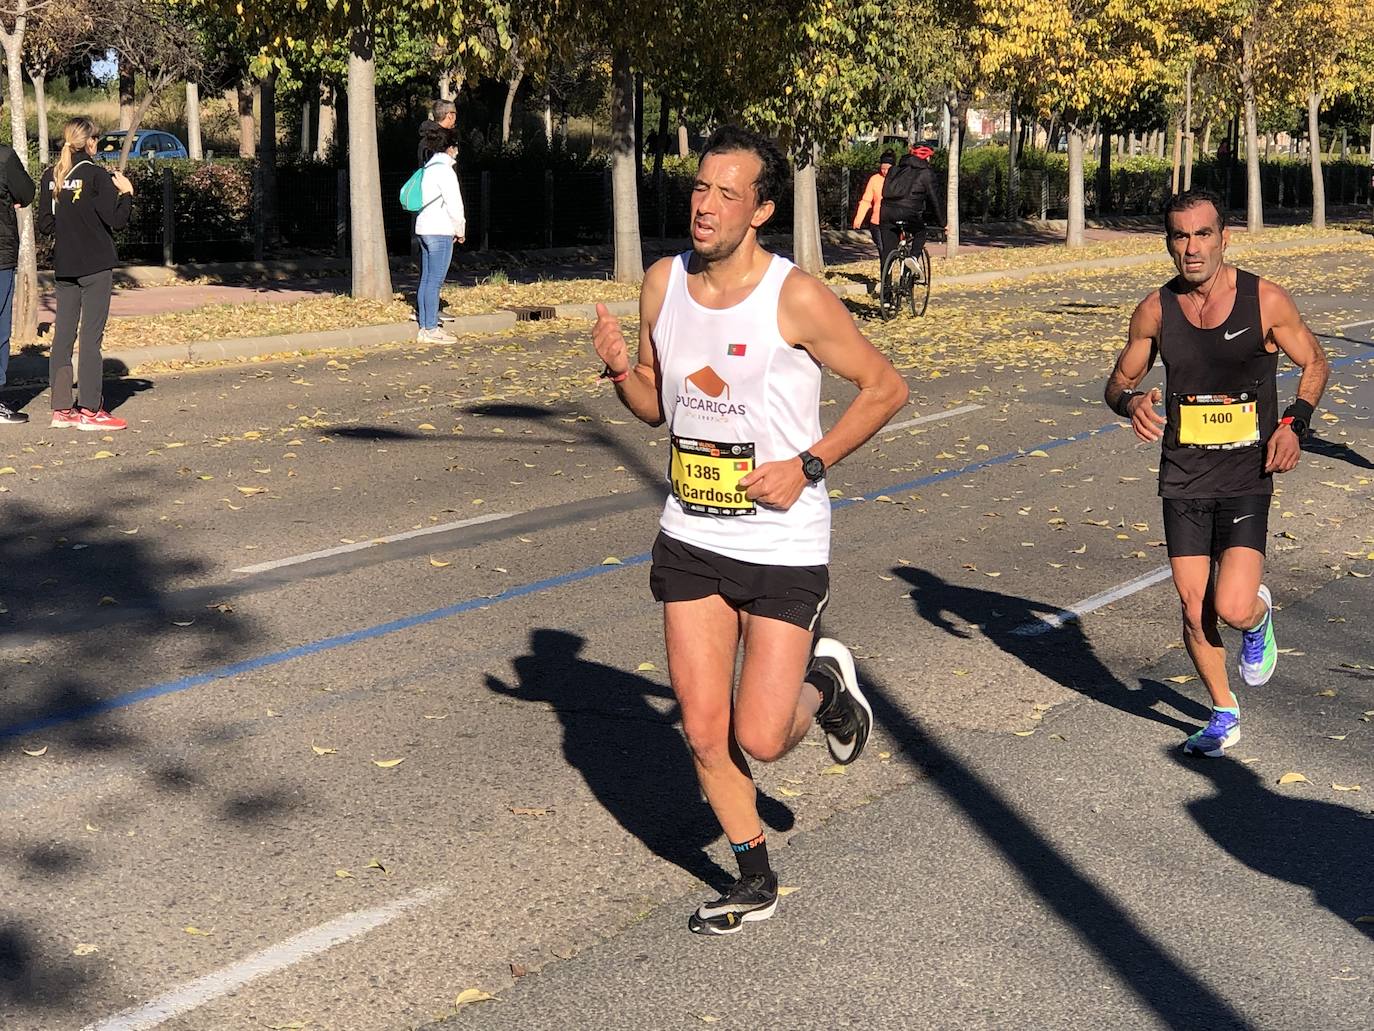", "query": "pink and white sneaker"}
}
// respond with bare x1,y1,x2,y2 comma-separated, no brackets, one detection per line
76,408,127,432
51,408,81,428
